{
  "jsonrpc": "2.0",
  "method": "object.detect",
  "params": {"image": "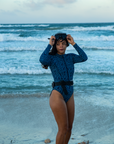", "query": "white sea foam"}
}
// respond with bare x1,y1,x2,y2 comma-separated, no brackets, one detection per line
0,67,113,75
11,24,49,27
85,95,114,107
0,24,12,27
0,45,113,52
81,46,114,50
0,33,114,42
73,35,114,41
66,45,114,51
20,24,36,27
0,34,48,42
0,24,22,27
38,24,49,27
0,47,42,52
67,25,114,31
0,29,39,32
0,24,38,27
0,67,51,75
74,70,114,75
